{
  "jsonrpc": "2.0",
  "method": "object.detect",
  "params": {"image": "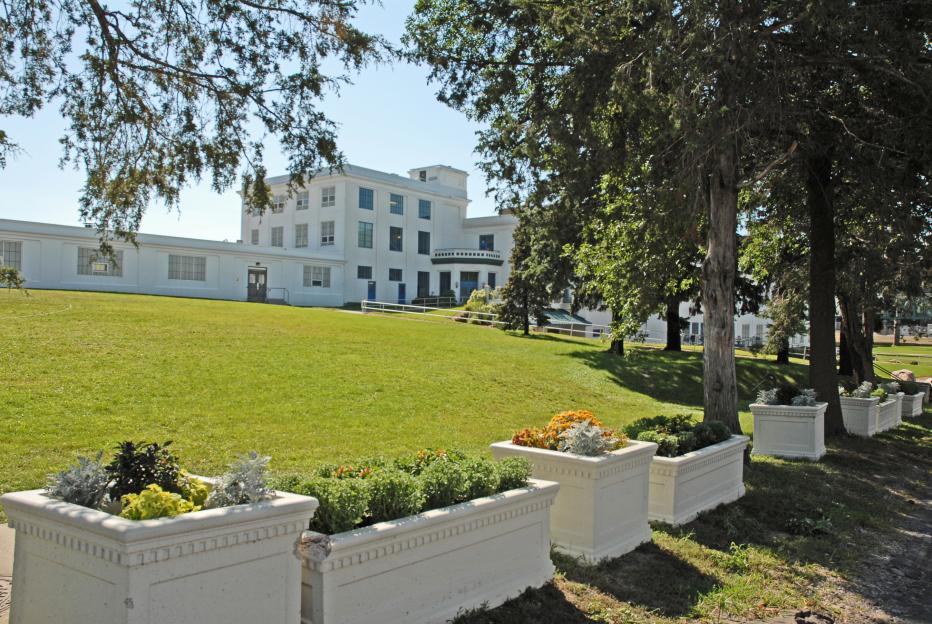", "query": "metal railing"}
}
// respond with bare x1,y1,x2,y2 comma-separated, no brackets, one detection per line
430,248,503,263
408,295,458,308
